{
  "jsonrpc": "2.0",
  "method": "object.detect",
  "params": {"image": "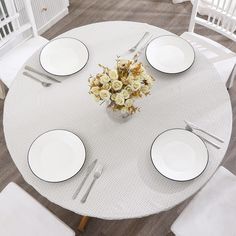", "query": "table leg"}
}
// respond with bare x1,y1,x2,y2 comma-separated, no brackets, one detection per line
78,216,90,232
